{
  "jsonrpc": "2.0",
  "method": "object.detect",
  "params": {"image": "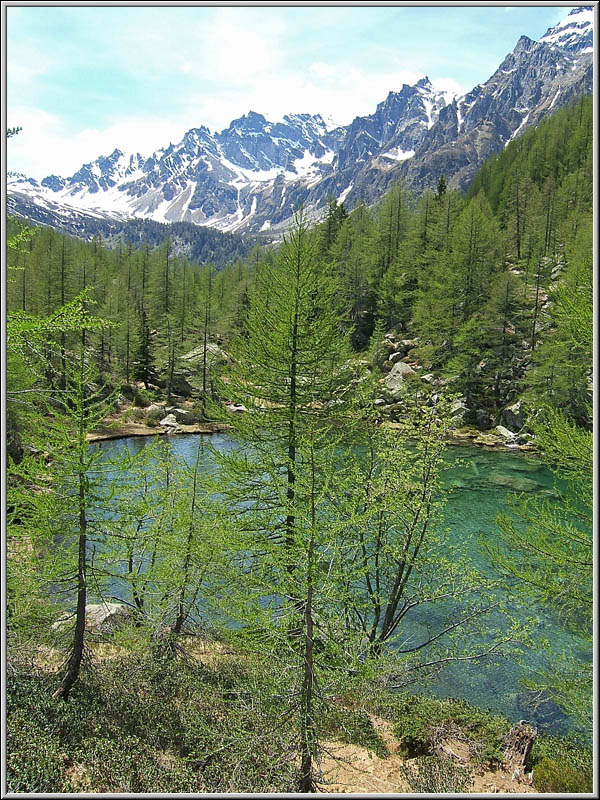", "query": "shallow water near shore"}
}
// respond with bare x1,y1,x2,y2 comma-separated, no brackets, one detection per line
97,432,589,739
